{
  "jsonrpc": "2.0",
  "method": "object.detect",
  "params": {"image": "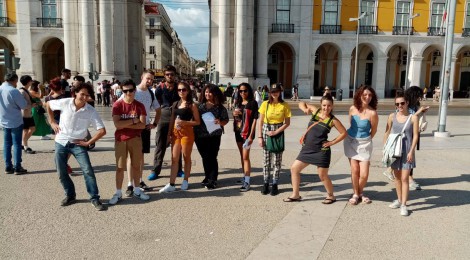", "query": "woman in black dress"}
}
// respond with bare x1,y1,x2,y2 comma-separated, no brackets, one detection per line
284,94,347,204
